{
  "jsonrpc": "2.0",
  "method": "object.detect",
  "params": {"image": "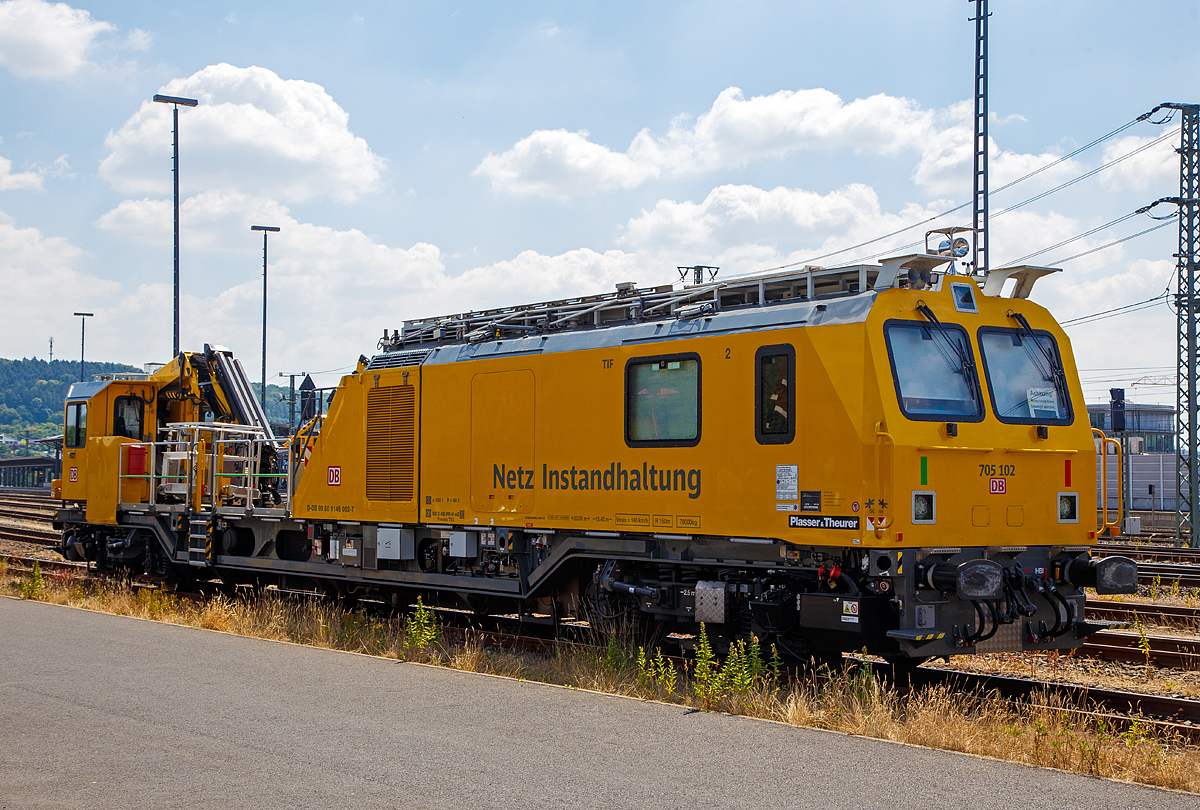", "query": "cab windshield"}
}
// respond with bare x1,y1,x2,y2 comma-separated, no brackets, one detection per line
978,328,1072,424
884,321,982,420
